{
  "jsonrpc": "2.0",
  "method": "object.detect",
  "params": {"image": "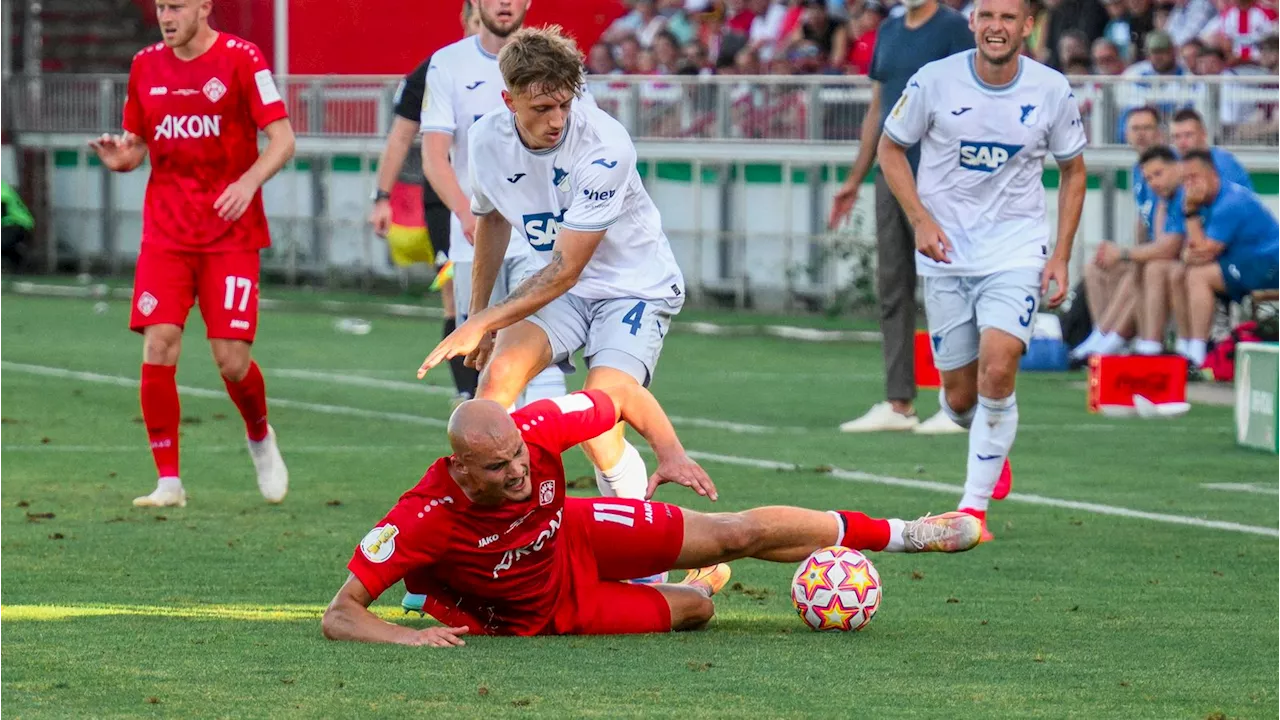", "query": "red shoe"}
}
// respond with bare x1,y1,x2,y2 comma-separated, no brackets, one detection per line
992,458,1013,500
958,507,994,543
